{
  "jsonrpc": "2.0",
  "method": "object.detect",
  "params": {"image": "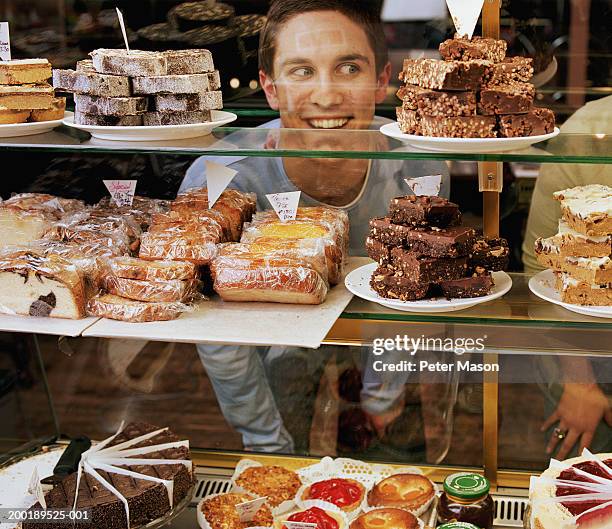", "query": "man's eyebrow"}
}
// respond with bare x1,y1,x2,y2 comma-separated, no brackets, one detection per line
279,57,314,68
336,54,371,64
